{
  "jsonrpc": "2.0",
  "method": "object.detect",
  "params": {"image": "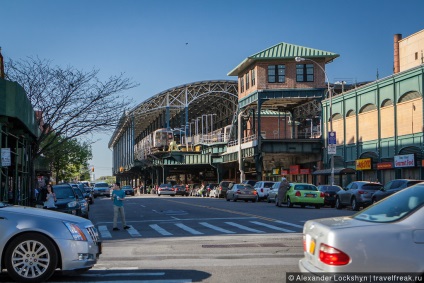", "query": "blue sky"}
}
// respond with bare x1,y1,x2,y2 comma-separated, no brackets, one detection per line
1,0,423,178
